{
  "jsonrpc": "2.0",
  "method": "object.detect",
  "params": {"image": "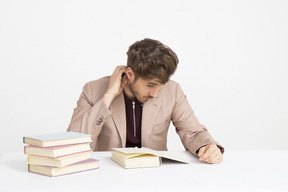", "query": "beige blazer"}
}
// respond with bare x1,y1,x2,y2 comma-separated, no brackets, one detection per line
67,76,221,155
